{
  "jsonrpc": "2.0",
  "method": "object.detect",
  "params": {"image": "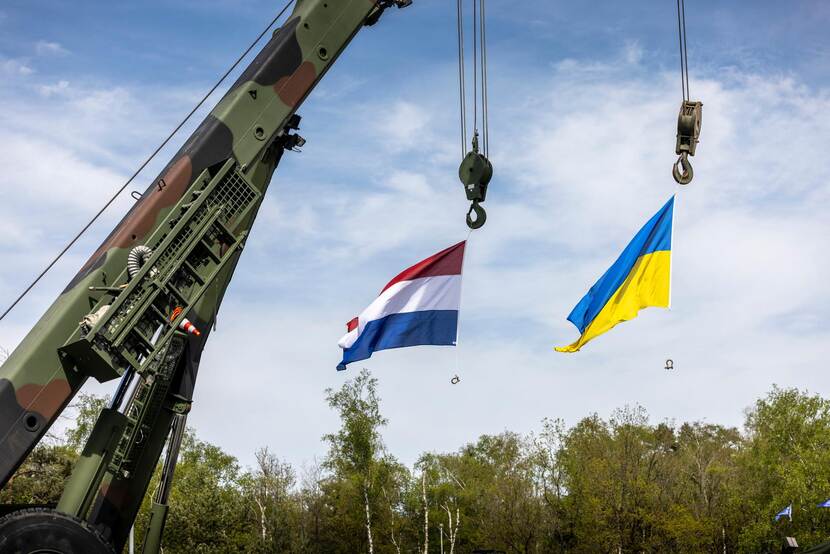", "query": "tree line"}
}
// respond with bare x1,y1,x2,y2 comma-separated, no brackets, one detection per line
3,368,830,553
